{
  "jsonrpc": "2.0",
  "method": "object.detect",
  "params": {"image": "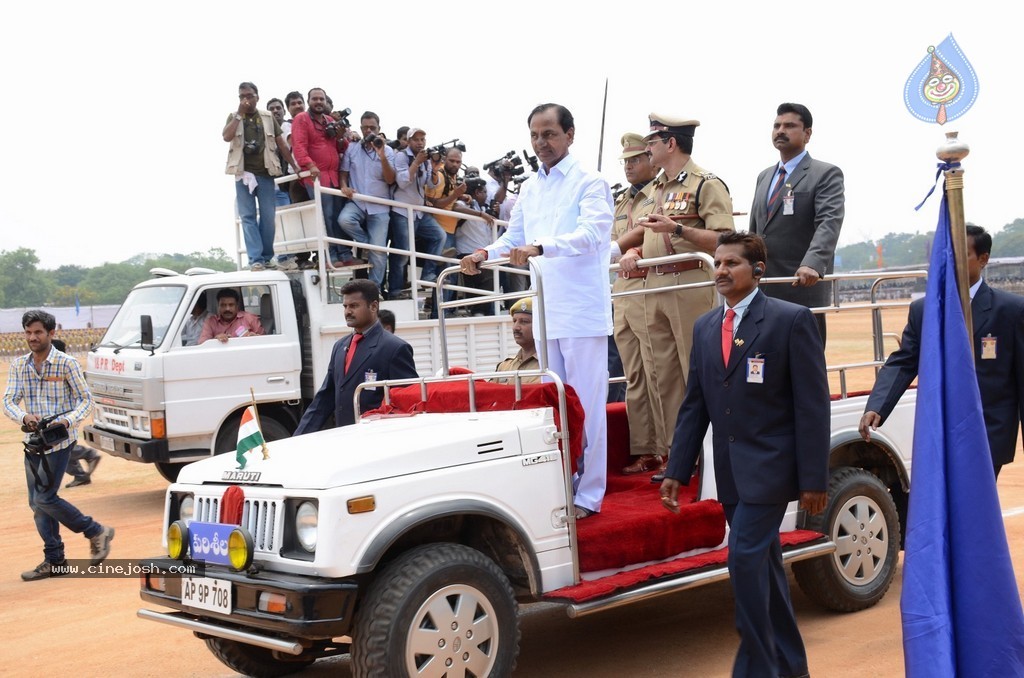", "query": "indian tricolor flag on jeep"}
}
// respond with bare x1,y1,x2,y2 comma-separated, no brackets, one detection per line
235,406,265,469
